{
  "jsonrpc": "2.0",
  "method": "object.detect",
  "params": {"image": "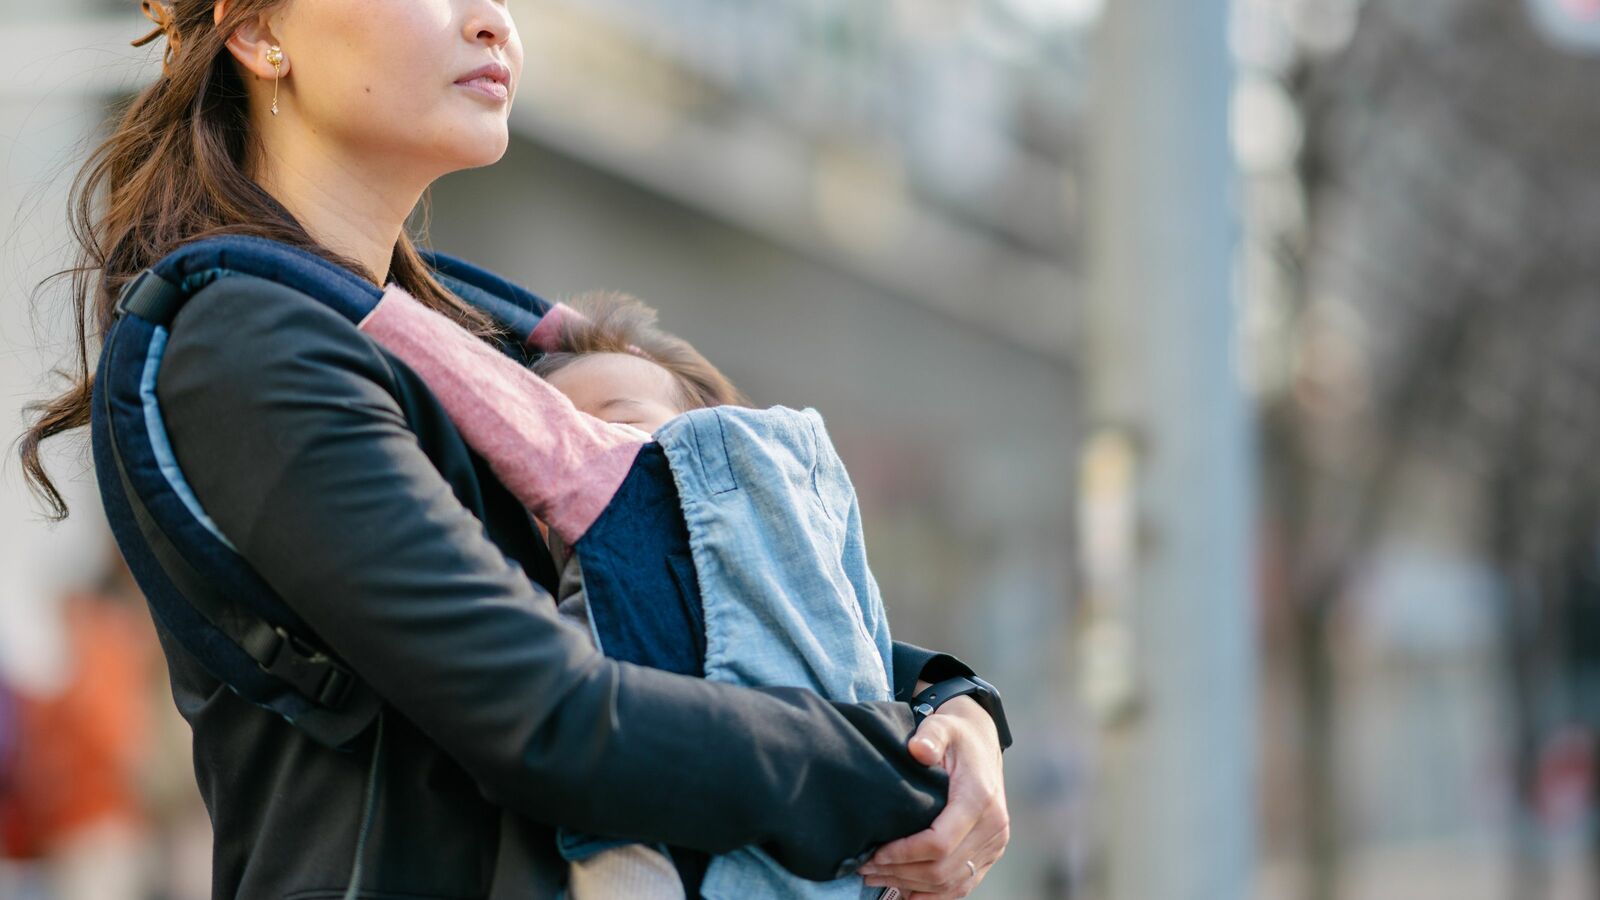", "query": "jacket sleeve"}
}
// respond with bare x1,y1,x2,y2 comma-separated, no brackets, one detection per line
891,641,978,703
154,275,945,880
